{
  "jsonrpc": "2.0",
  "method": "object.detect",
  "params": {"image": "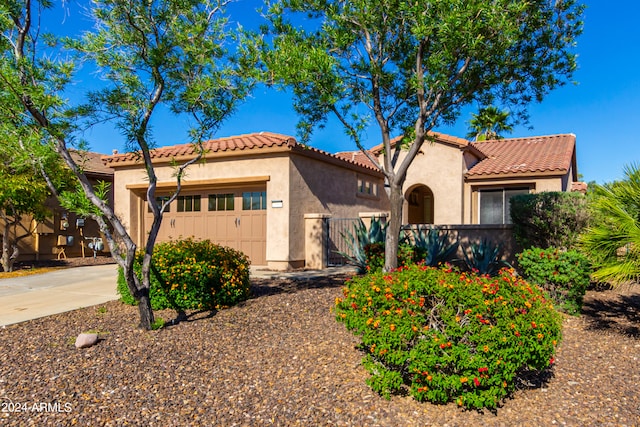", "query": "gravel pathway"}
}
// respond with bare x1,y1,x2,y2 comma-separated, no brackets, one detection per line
0,275,638,426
